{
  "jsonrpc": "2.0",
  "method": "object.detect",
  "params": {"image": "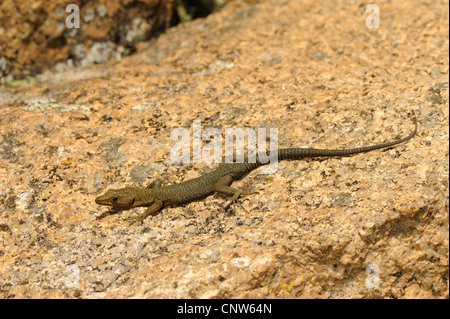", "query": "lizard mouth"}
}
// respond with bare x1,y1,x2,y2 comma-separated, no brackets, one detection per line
95,195,110,206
